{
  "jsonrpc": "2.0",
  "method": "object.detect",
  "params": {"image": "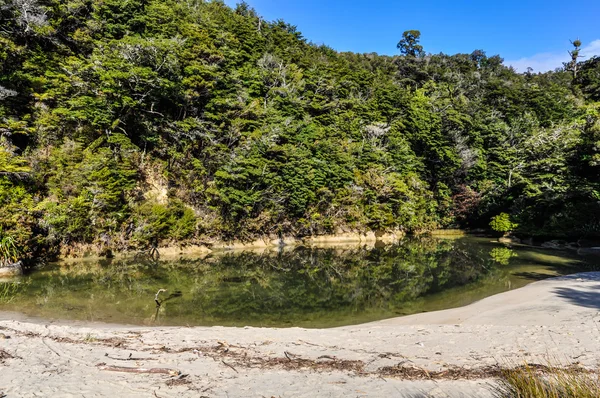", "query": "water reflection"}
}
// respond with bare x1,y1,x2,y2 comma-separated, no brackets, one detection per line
0,237,597,328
